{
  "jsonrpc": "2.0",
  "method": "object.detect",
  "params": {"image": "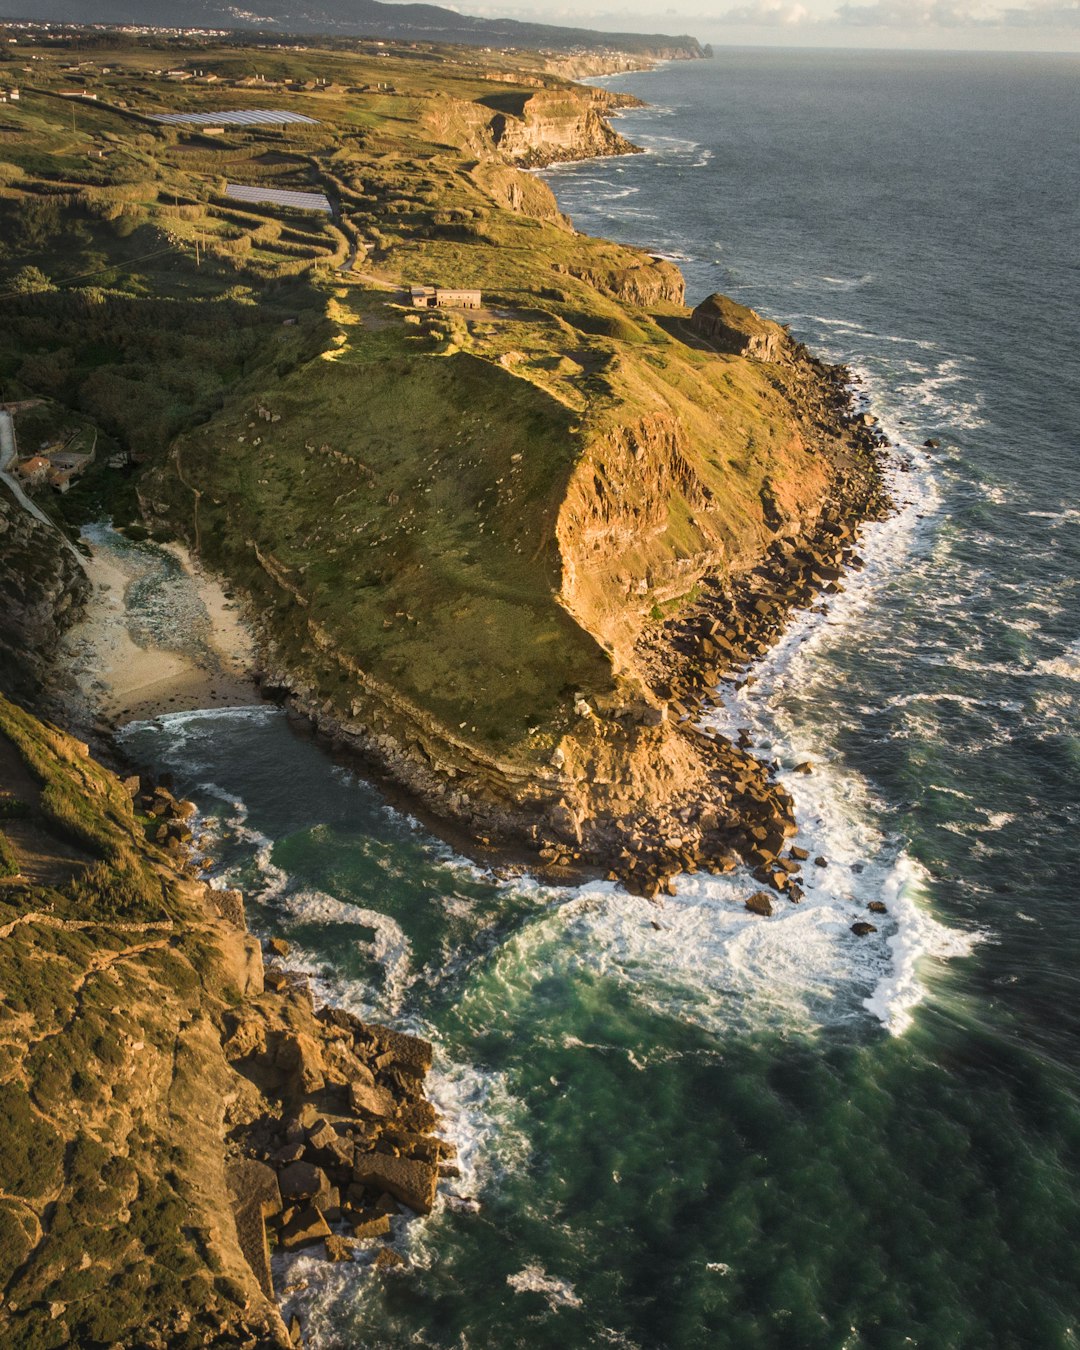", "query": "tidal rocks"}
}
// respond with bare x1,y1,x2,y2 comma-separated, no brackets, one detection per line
851,921,878,937
280,1204,332,1251
225,990,447,1296
353,1153,439,1216
868,901,888,914
324,1235,355,1263
351,1210,392,1240
745,890,774,917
